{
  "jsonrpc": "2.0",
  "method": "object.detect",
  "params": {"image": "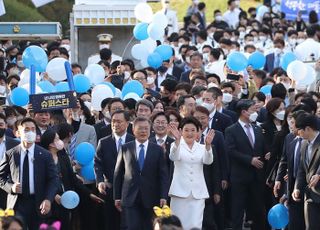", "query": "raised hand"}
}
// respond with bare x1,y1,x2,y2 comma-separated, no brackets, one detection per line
205,129,215,150
169,124,181,145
